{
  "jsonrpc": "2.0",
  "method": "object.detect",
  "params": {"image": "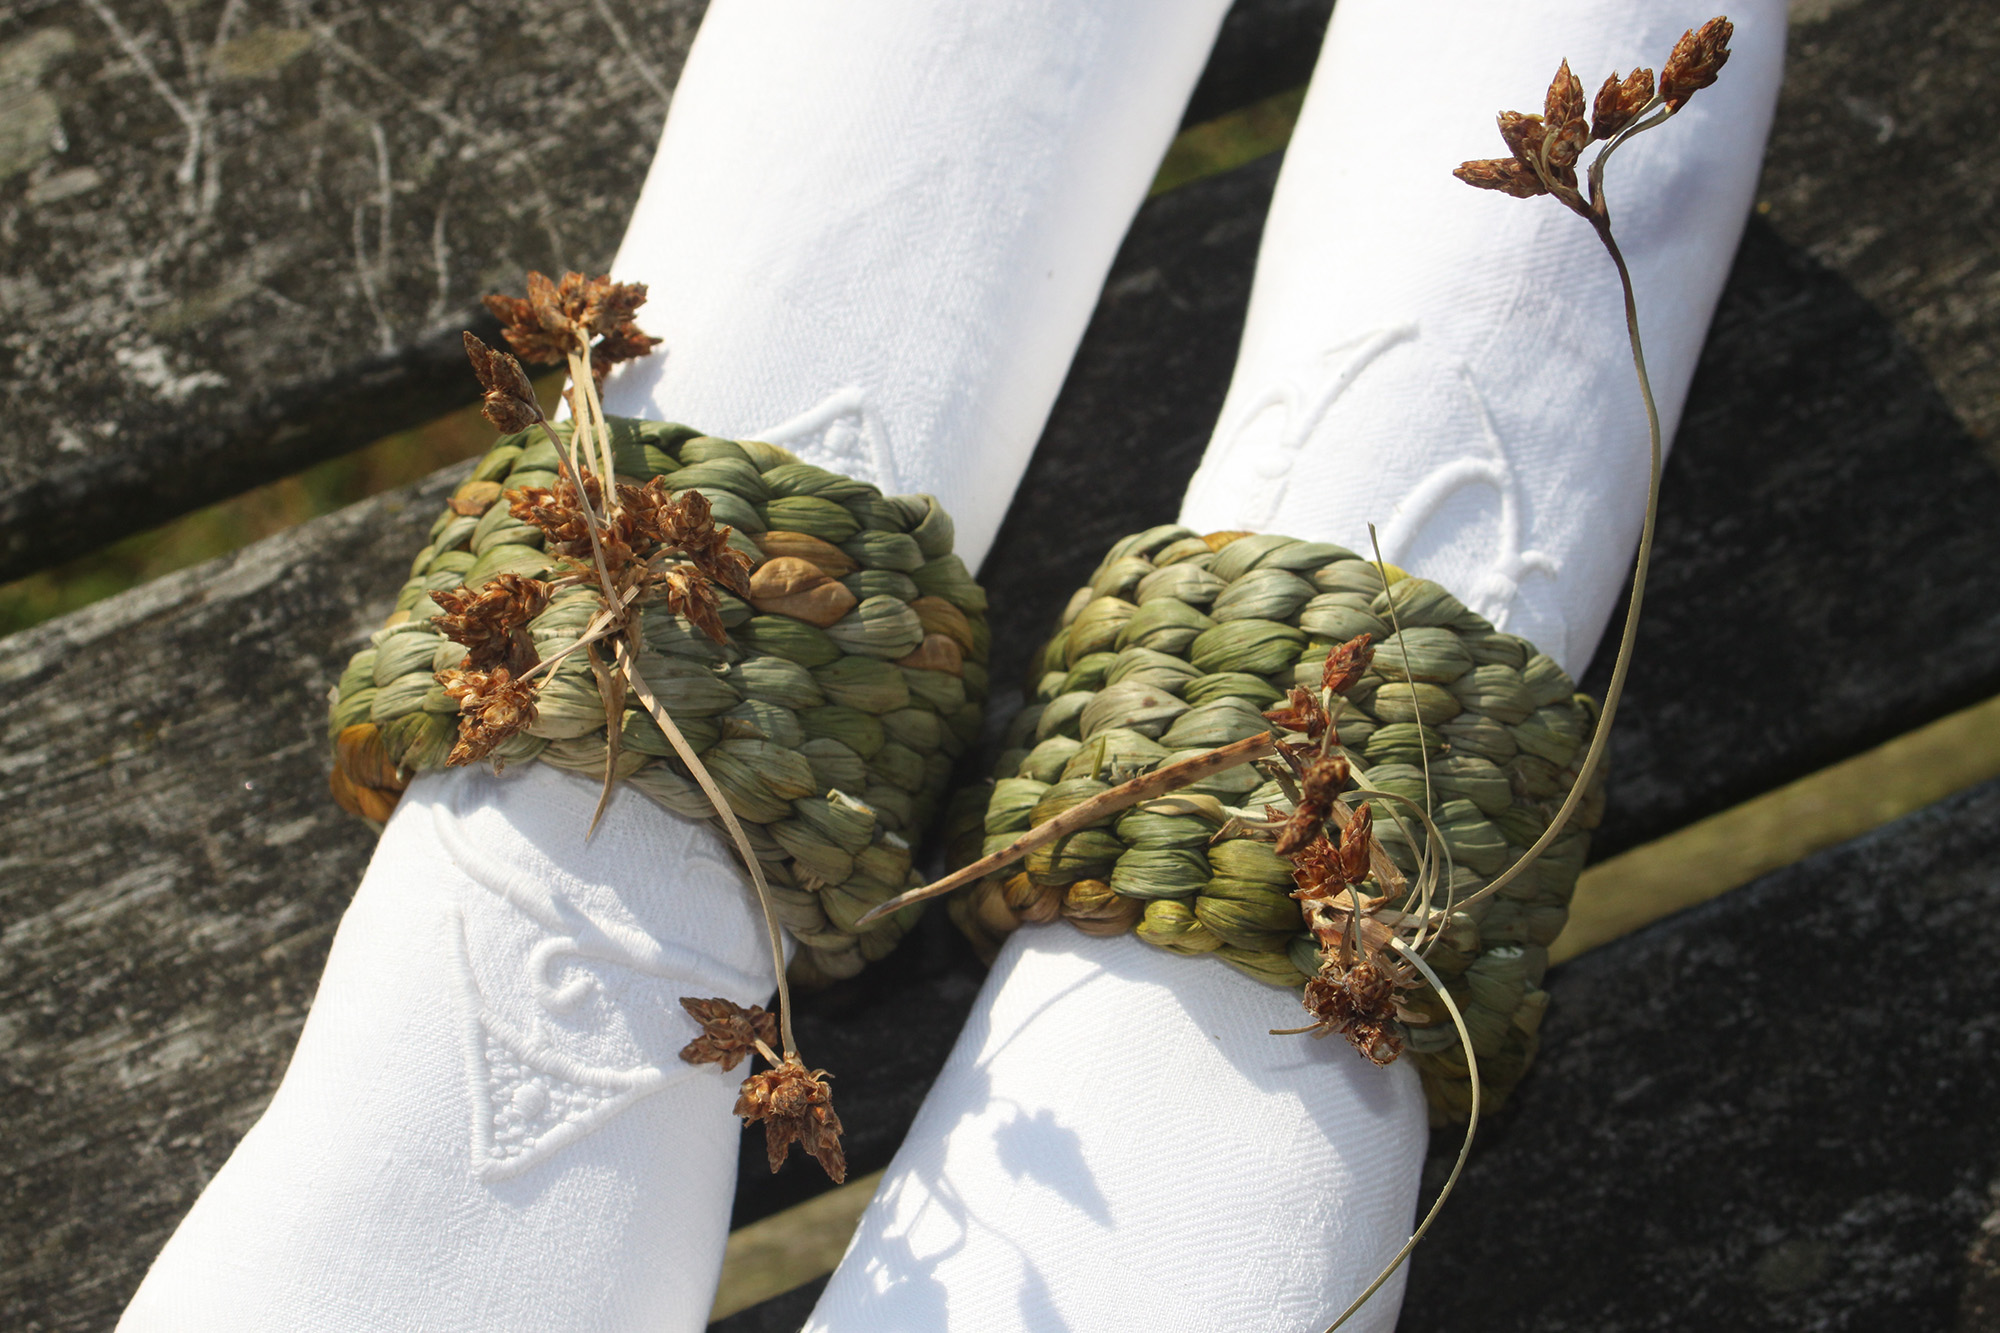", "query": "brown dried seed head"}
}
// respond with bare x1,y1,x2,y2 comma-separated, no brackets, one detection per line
589,320,663,385
1536,58,1584,140
527,270,581,341
1276,753,1351,858
678,996,779,1073
641,486,755,599
485,271,663,379
1262,685,1328,740
482,294,571,367
463,332,543,434
1289,834,1341,899
1455,156,1552,200
440,665,540,765
1496,110,1546,166
1334,803,1373,885
658,562,729,645
430,573,551,672
510,473,604,558
1299,753,1350,808
1591,67,1656,139
1301,958,1404,1066
1322,633,1376,696
1546,115,1591,171
734,1056,846,1183
1660,16,1733,111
